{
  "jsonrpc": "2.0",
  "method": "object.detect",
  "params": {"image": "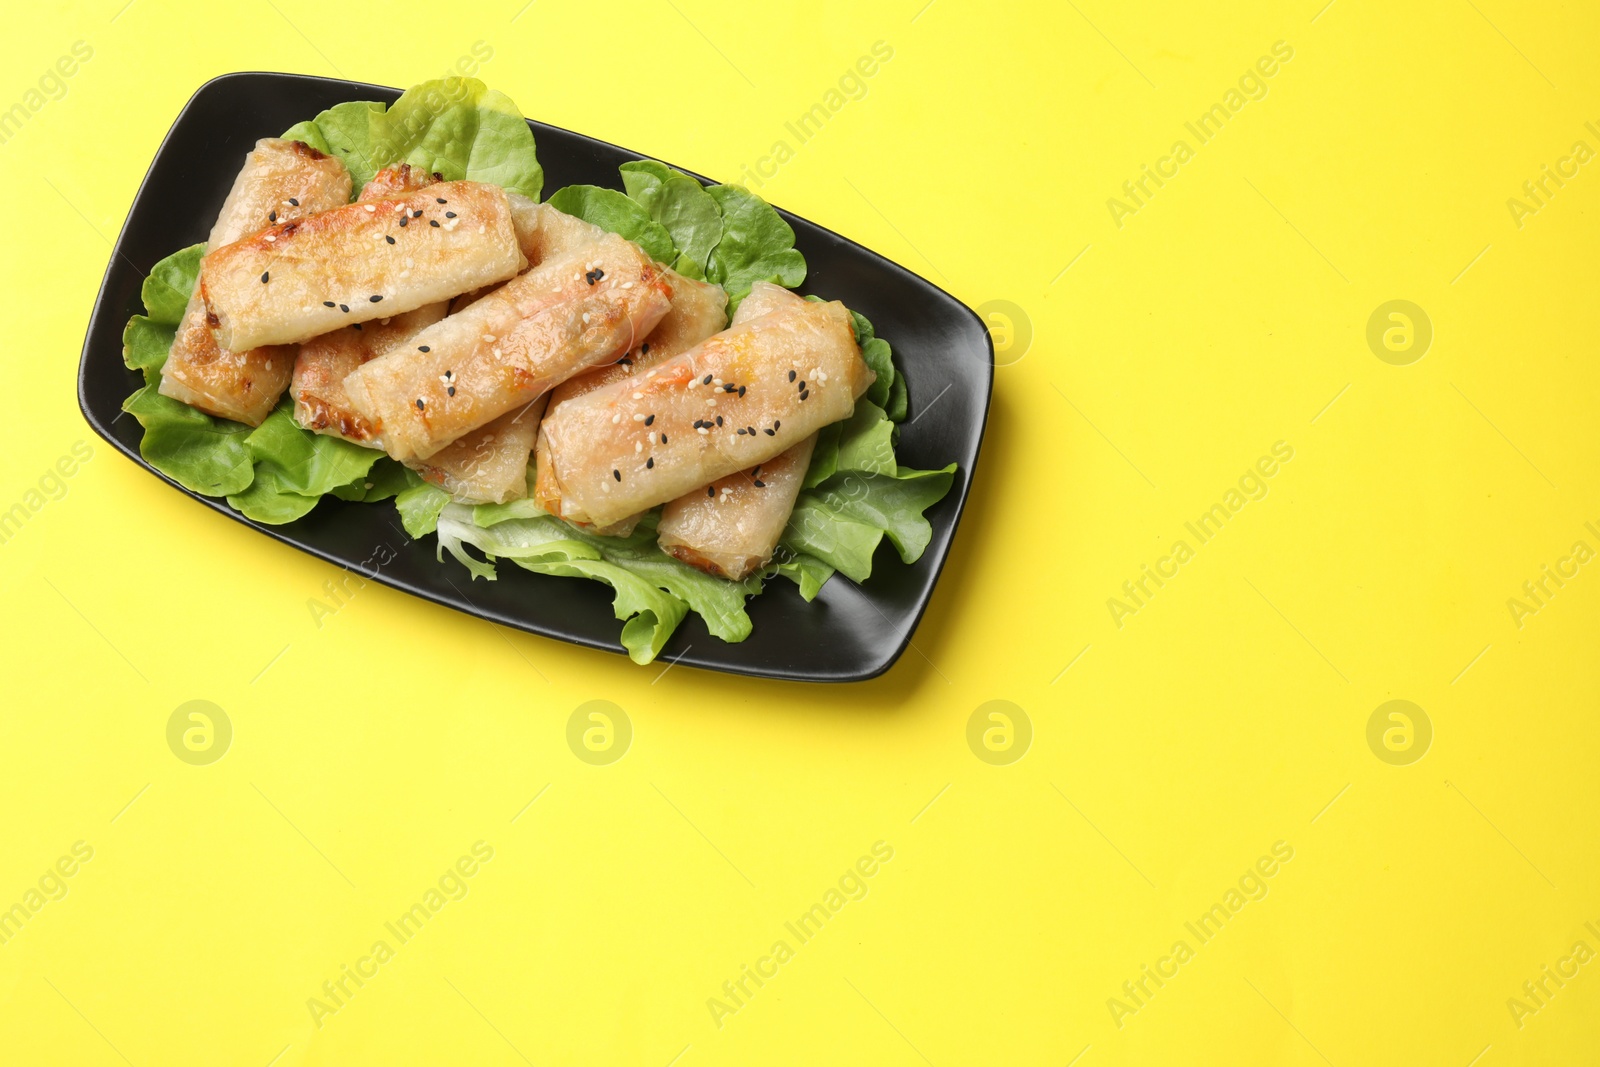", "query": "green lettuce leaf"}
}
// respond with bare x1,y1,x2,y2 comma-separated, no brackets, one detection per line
706,184,806,310
435,499,763,662
395,472,452,538
121,386,256,497
782,465,955,583
225,404,385,524
330,457,412,503
546,185,676,264
619,161,724,280
284,78,543,200
141,244,204,323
